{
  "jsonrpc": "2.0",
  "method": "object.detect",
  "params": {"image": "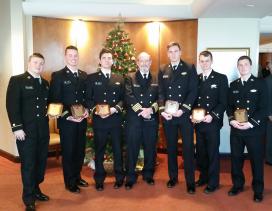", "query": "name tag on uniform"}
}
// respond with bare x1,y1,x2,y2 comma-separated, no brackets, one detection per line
163,75,169,78
133,84,140,87
233,90,239,94
115,82,120,85
144,118,154,122
64,80,71,85
250,89,257,93
211,84,217,89
181,72,187,76
95,82,102,86
25,86,34,89
151,83,158,86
